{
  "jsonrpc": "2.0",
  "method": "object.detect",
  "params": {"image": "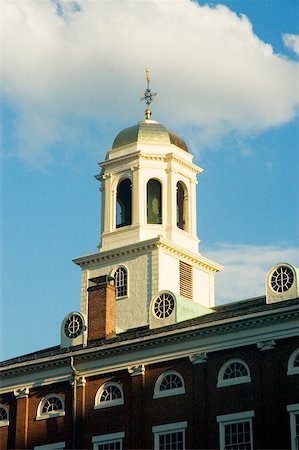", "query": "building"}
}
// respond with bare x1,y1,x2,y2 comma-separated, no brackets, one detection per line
1,81,299,450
